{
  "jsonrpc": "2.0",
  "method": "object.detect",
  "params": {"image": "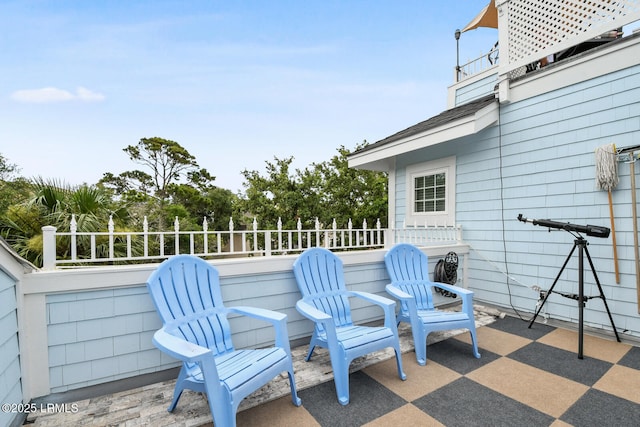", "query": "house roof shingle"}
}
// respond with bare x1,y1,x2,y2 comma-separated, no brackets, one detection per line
352,94,496,156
